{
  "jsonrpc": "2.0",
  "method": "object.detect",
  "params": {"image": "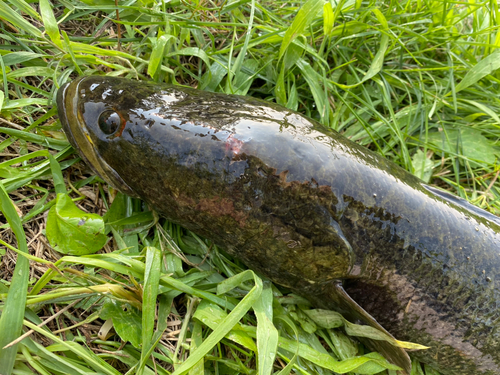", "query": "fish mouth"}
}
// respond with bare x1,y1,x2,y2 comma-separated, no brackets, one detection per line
57,77,138,198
